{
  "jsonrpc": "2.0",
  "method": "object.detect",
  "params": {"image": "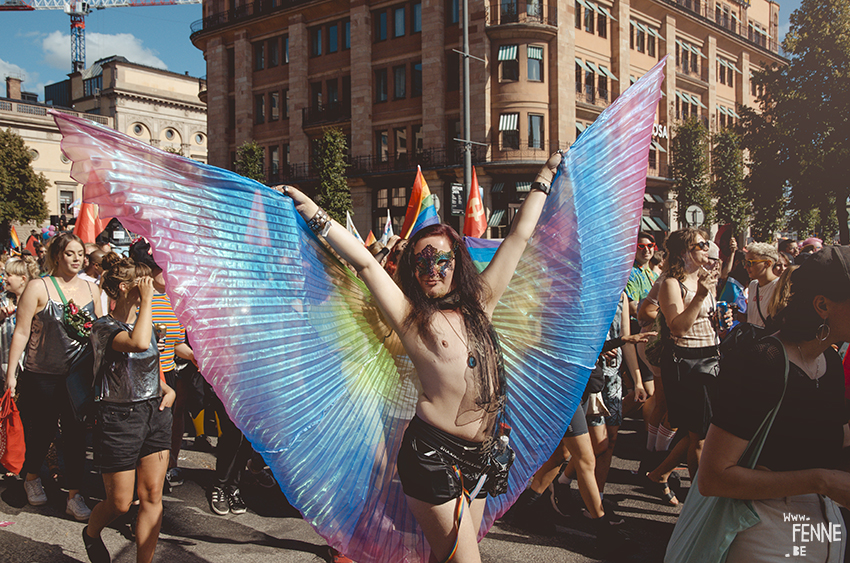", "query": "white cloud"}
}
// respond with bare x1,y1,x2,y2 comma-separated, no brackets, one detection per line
0,58,30,83
42,30,167,71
